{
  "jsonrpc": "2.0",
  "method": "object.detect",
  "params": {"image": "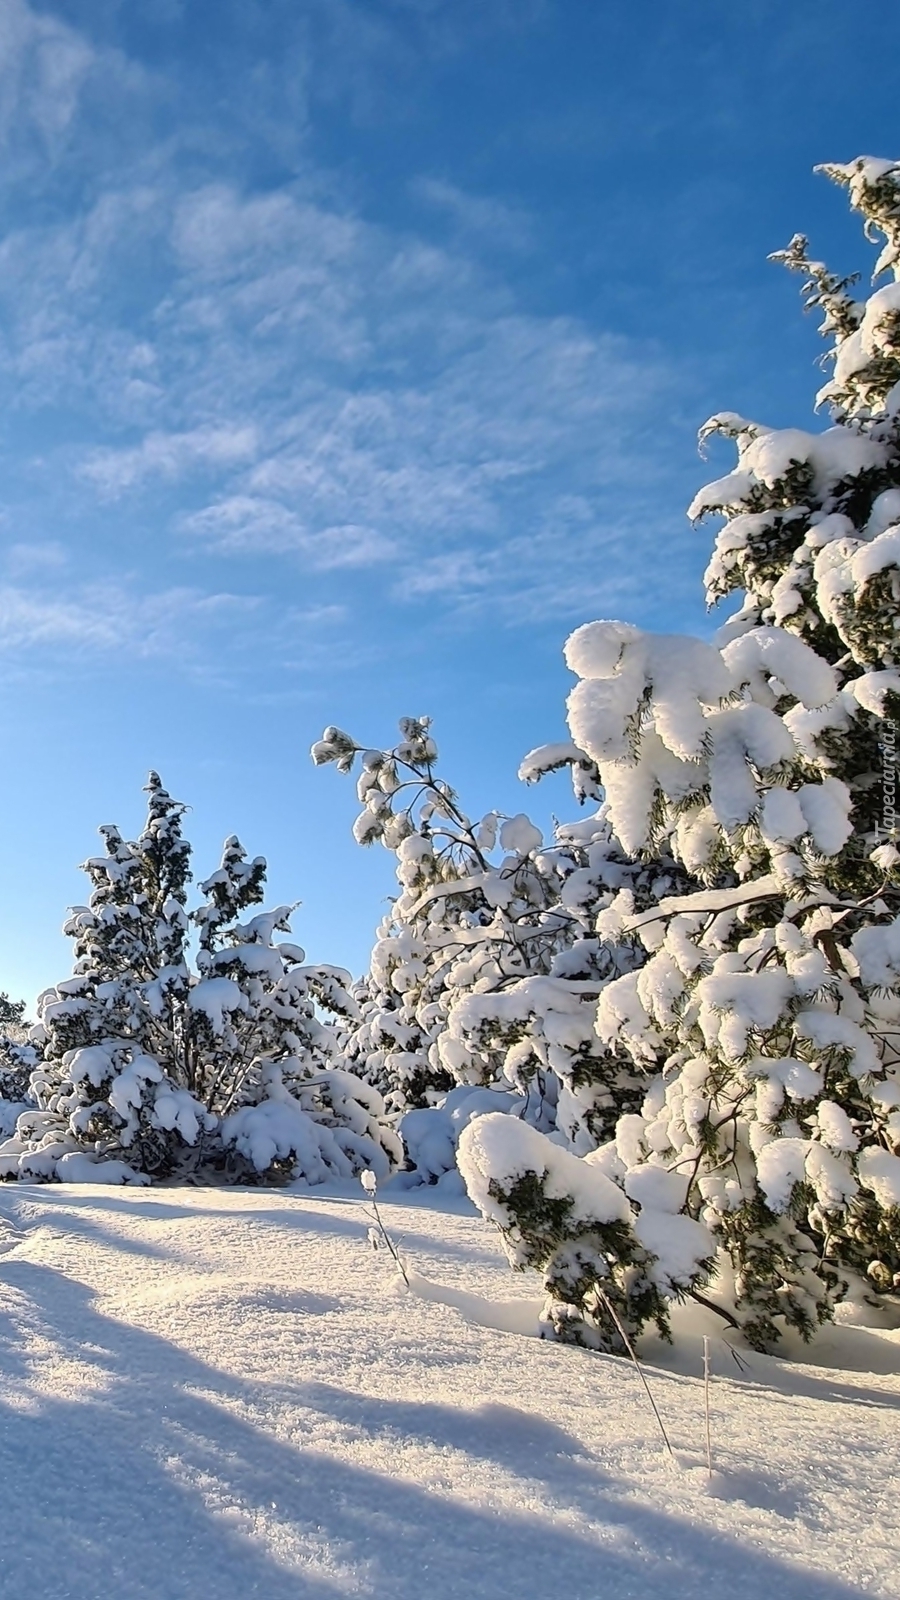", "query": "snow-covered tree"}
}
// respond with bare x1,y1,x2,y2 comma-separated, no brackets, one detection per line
0,776,400,1186
0,993,27,1038
459,157,900,1352
0,994,35,1137
313,720,687,1182
458,1112,713,1353
312,719,552,1175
